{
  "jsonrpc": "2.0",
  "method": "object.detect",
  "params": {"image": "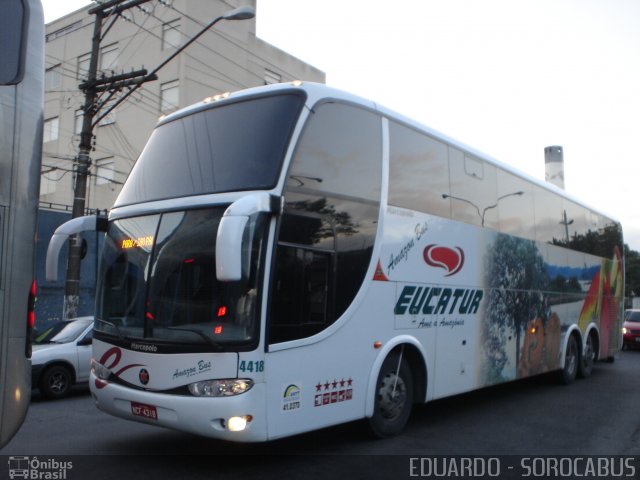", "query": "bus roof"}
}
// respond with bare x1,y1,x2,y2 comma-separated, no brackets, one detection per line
155,81,620,225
